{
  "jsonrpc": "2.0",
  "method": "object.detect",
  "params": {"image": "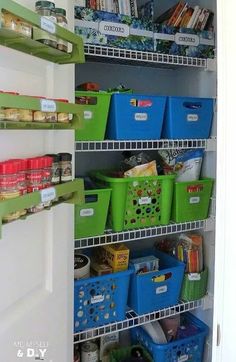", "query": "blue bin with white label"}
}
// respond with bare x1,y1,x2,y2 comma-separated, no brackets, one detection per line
128,249,185,315
106,94,167,140
162,96,214,139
